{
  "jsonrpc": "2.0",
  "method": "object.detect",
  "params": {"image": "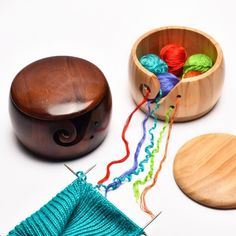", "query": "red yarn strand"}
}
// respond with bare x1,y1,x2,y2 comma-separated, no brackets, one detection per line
97,90,150,185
